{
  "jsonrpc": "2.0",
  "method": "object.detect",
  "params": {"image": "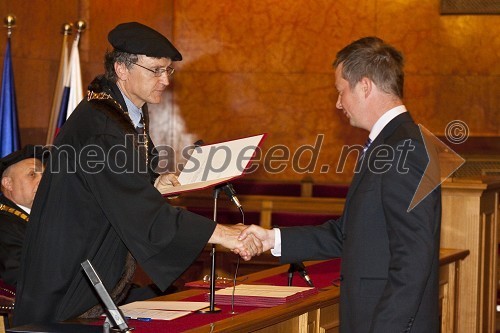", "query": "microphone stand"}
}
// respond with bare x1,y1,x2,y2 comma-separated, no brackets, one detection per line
287,264,295,286
288,262,314,287
199,186,222,314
